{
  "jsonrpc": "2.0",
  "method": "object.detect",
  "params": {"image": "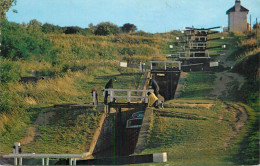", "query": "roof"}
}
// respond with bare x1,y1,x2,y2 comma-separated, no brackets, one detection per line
226,5,249,14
